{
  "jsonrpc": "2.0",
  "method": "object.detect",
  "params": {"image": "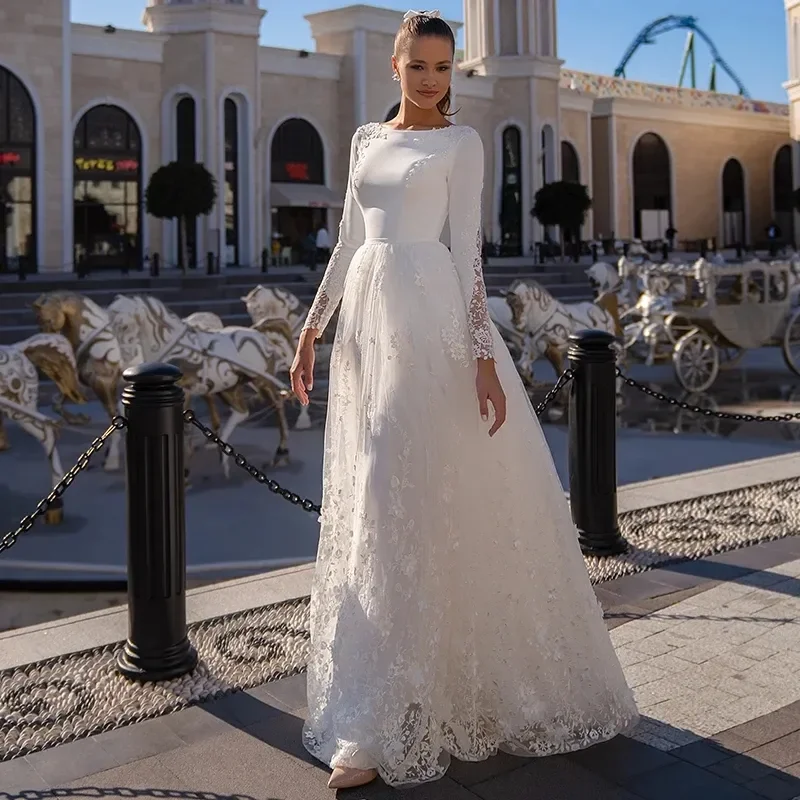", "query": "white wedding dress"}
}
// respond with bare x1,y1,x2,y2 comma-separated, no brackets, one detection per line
300,121,639,787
